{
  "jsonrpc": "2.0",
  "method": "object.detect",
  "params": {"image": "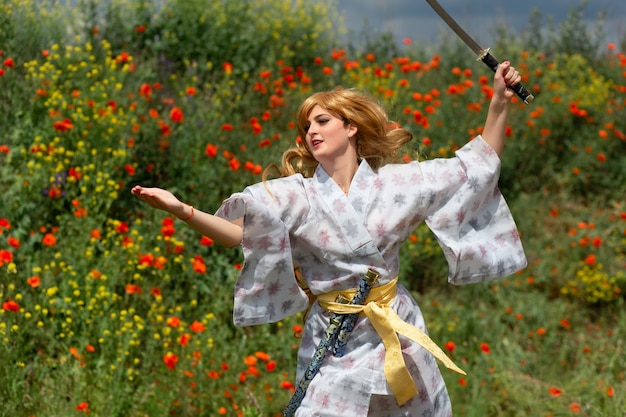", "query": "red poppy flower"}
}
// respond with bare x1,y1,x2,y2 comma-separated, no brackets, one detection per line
166,316,181,328
281,381,295,390
169,107,184,123
42,233,57,246
52,118,74,132
192,255,206,273
115,222,129,234
244,355,257,366
160,122,171,137
584,254,596,266
189,321,206,333
68,167,82,180
27,276,41,288
139,83,152,97
75,402,89,412
153,256,167,269
138,253,154,267
125,284,142,295
179,333,191,346
0,218,11,231
160,221,175,238
251,121,262,134
228,157,241,171
205,144,218,158
548,387,562,397
2,299,19,312
163,352,179,370
124,164,136,176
